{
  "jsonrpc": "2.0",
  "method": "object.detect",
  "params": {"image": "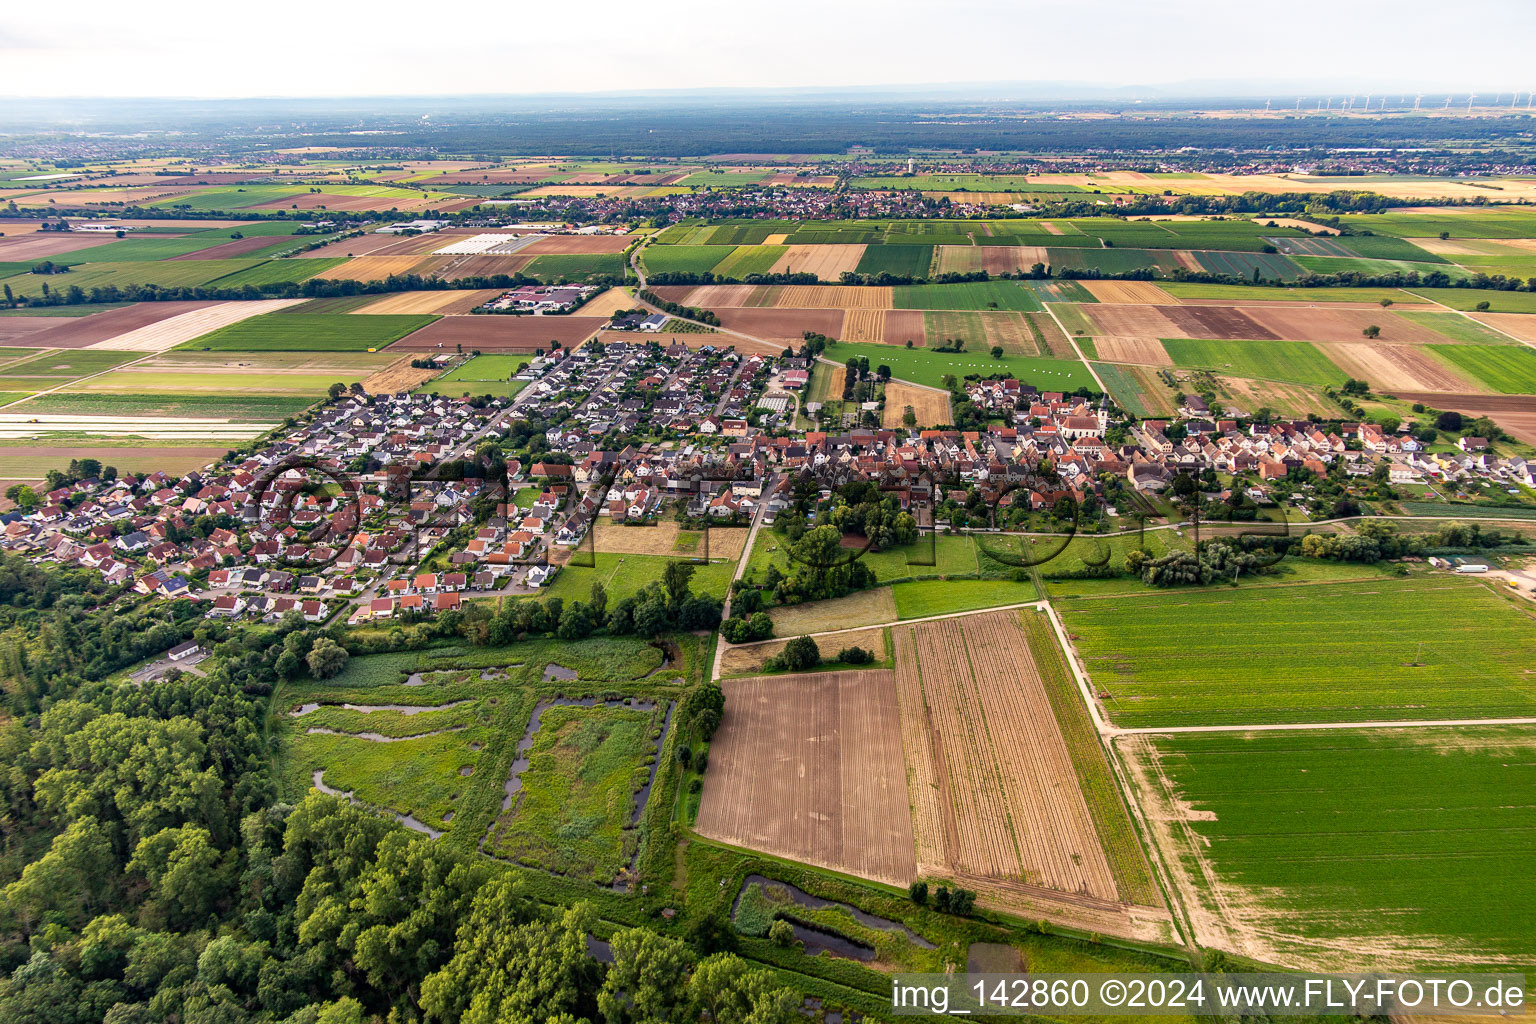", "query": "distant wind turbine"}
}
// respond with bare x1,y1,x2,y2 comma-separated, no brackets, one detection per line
1467,92,1477,113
